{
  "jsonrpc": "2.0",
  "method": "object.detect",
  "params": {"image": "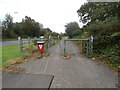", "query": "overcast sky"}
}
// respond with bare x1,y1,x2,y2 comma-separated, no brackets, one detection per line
0,0,87,33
